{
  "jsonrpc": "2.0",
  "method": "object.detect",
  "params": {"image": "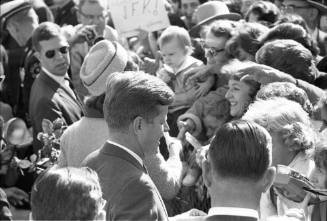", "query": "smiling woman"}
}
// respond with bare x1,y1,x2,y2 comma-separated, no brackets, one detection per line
221,60,261,119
